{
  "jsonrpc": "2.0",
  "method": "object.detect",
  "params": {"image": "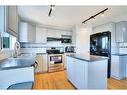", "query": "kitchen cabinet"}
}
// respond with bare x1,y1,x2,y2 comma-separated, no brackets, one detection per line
0,6,18,37
0,67,34,89
36,26,47,43
35,54,47,73
61,31,72,36
66,57,87,89
19,22,36,42
66,56,74,82
72,59,87,89
111,55,126,80
115,21,127,42
47,29,61,38
66,56,107,89
64,53,75,69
